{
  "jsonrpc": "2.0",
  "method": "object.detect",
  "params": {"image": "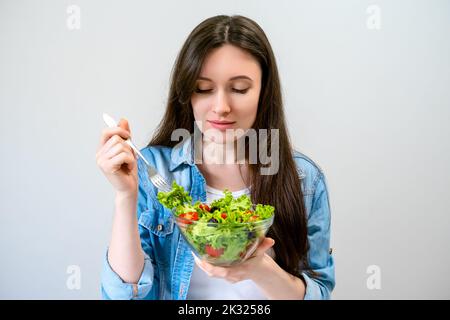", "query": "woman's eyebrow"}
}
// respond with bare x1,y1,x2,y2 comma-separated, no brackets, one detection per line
197,75,253,82
229,75,253,81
